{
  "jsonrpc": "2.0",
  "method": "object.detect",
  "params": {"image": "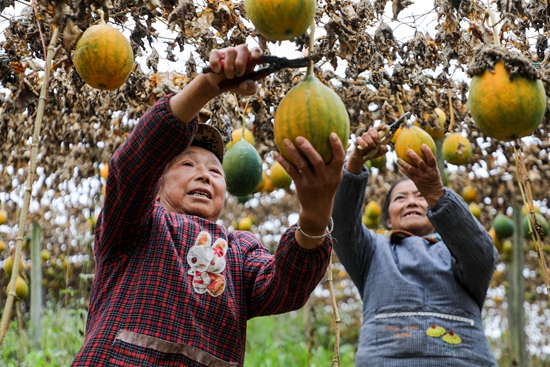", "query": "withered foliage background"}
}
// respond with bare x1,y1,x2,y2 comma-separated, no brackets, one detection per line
1,0,550,359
